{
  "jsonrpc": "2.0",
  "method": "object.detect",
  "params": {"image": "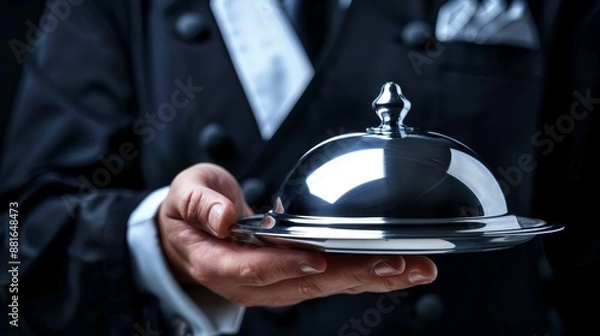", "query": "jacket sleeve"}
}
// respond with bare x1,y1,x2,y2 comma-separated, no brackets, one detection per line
0,1,161,334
